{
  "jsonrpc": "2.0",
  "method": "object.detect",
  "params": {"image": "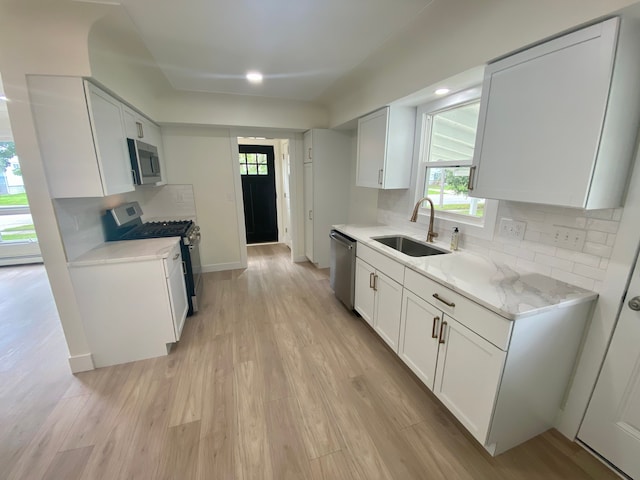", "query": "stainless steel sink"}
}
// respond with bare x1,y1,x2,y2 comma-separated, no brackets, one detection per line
372,235,450,257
